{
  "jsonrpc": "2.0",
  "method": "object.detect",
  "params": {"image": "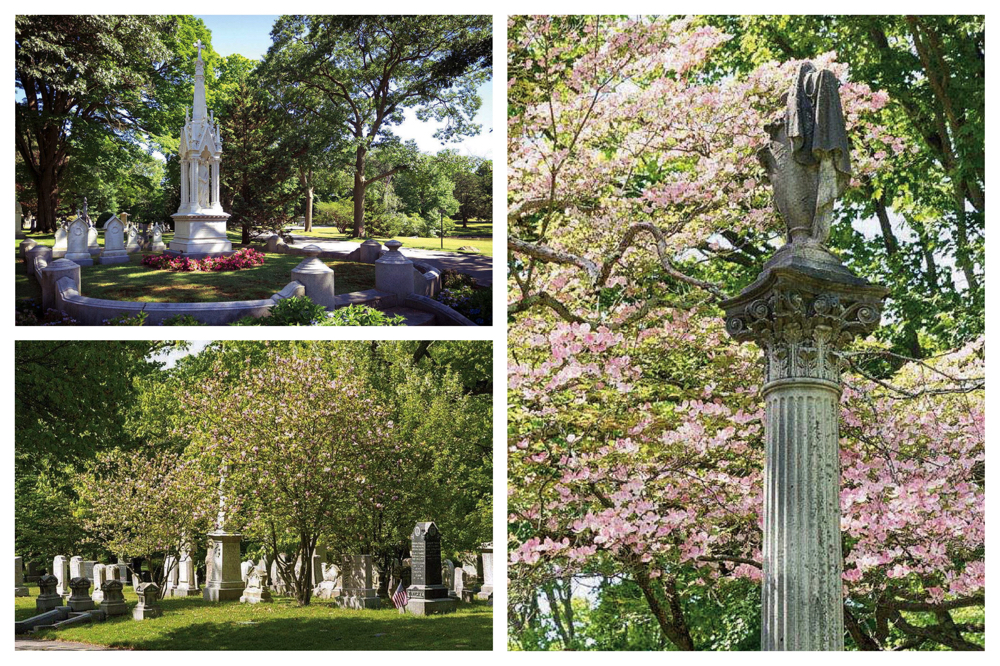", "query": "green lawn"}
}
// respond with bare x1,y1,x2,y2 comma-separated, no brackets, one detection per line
16,232,375,303
15,585,492,650
292,224,494,256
